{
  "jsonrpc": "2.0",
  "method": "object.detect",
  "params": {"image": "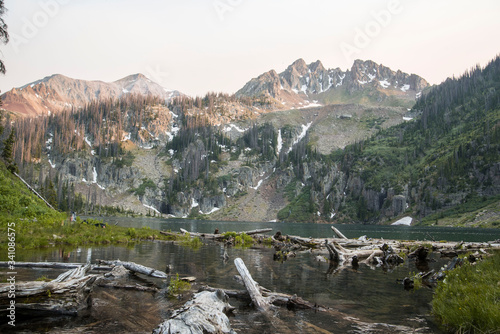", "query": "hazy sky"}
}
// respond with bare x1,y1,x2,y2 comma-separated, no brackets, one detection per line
1,0,499,96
